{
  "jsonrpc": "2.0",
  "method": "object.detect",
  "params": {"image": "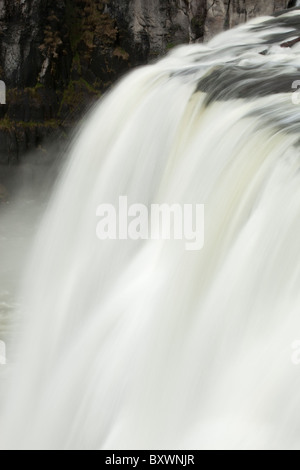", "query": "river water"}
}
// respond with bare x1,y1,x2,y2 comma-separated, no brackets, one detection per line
0,164,58,361
0,199,39,340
